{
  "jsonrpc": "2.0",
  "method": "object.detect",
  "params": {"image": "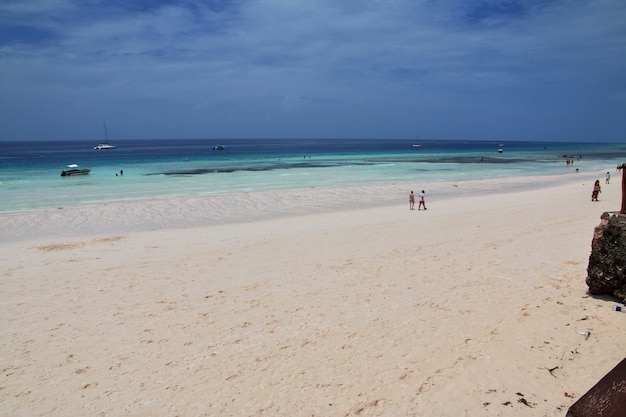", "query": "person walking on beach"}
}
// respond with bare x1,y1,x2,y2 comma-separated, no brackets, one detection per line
418,190,427,210
592,180,601,201
606,171,610,184
409,191,415,210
